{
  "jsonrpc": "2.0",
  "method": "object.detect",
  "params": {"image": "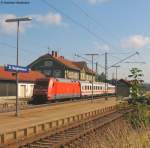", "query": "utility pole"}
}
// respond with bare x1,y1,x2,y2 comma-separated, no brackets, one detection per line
105,52,108,100
112,65,120,98
85,53,98,102
95,62,98,81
